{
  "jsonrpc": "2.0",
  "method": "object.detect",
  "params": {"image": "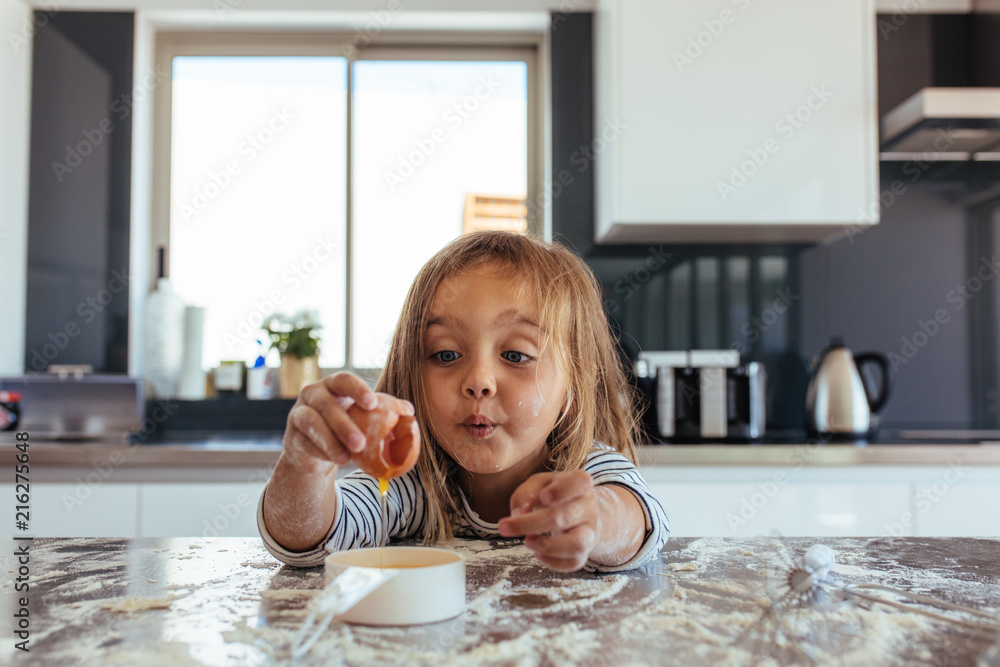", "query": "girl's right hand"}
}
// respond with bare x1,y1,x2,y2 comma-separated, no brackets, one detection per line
281,372,413,475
